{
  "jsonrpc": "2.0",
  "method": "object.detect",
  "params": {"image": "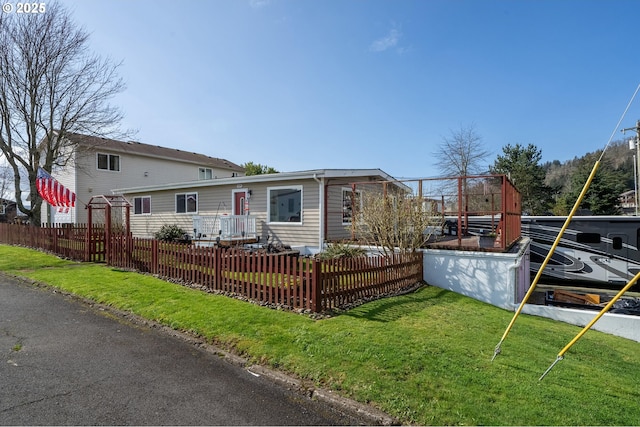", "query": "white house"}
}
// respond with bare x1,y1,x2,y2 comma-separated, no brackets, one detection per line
44,133,245,224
